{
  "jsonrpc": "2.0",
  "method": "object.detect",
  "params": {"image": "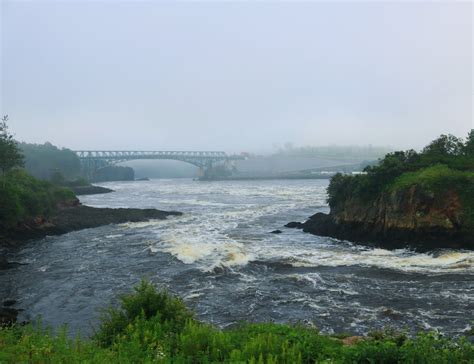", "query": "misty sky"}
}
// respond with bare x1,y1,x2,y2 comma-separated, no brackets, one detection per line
1,1,472,153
